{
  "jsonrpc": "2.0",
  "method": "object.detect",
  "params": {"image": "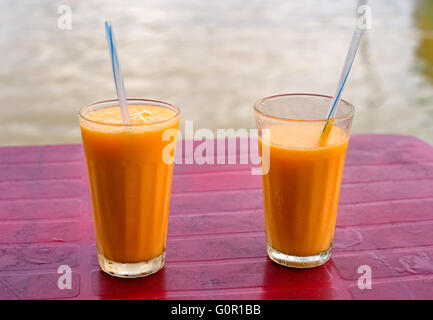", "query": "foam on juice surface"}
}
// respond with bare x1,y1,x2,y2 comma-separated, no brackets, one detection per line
264,123,347,149
86,105,176,125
